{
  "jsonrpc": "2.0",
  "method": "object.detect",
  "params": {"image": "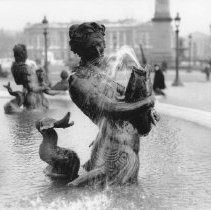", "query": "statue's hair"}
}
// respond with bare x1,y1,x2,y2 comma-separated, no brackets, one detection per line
13,44,27,63
69,22,105,59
